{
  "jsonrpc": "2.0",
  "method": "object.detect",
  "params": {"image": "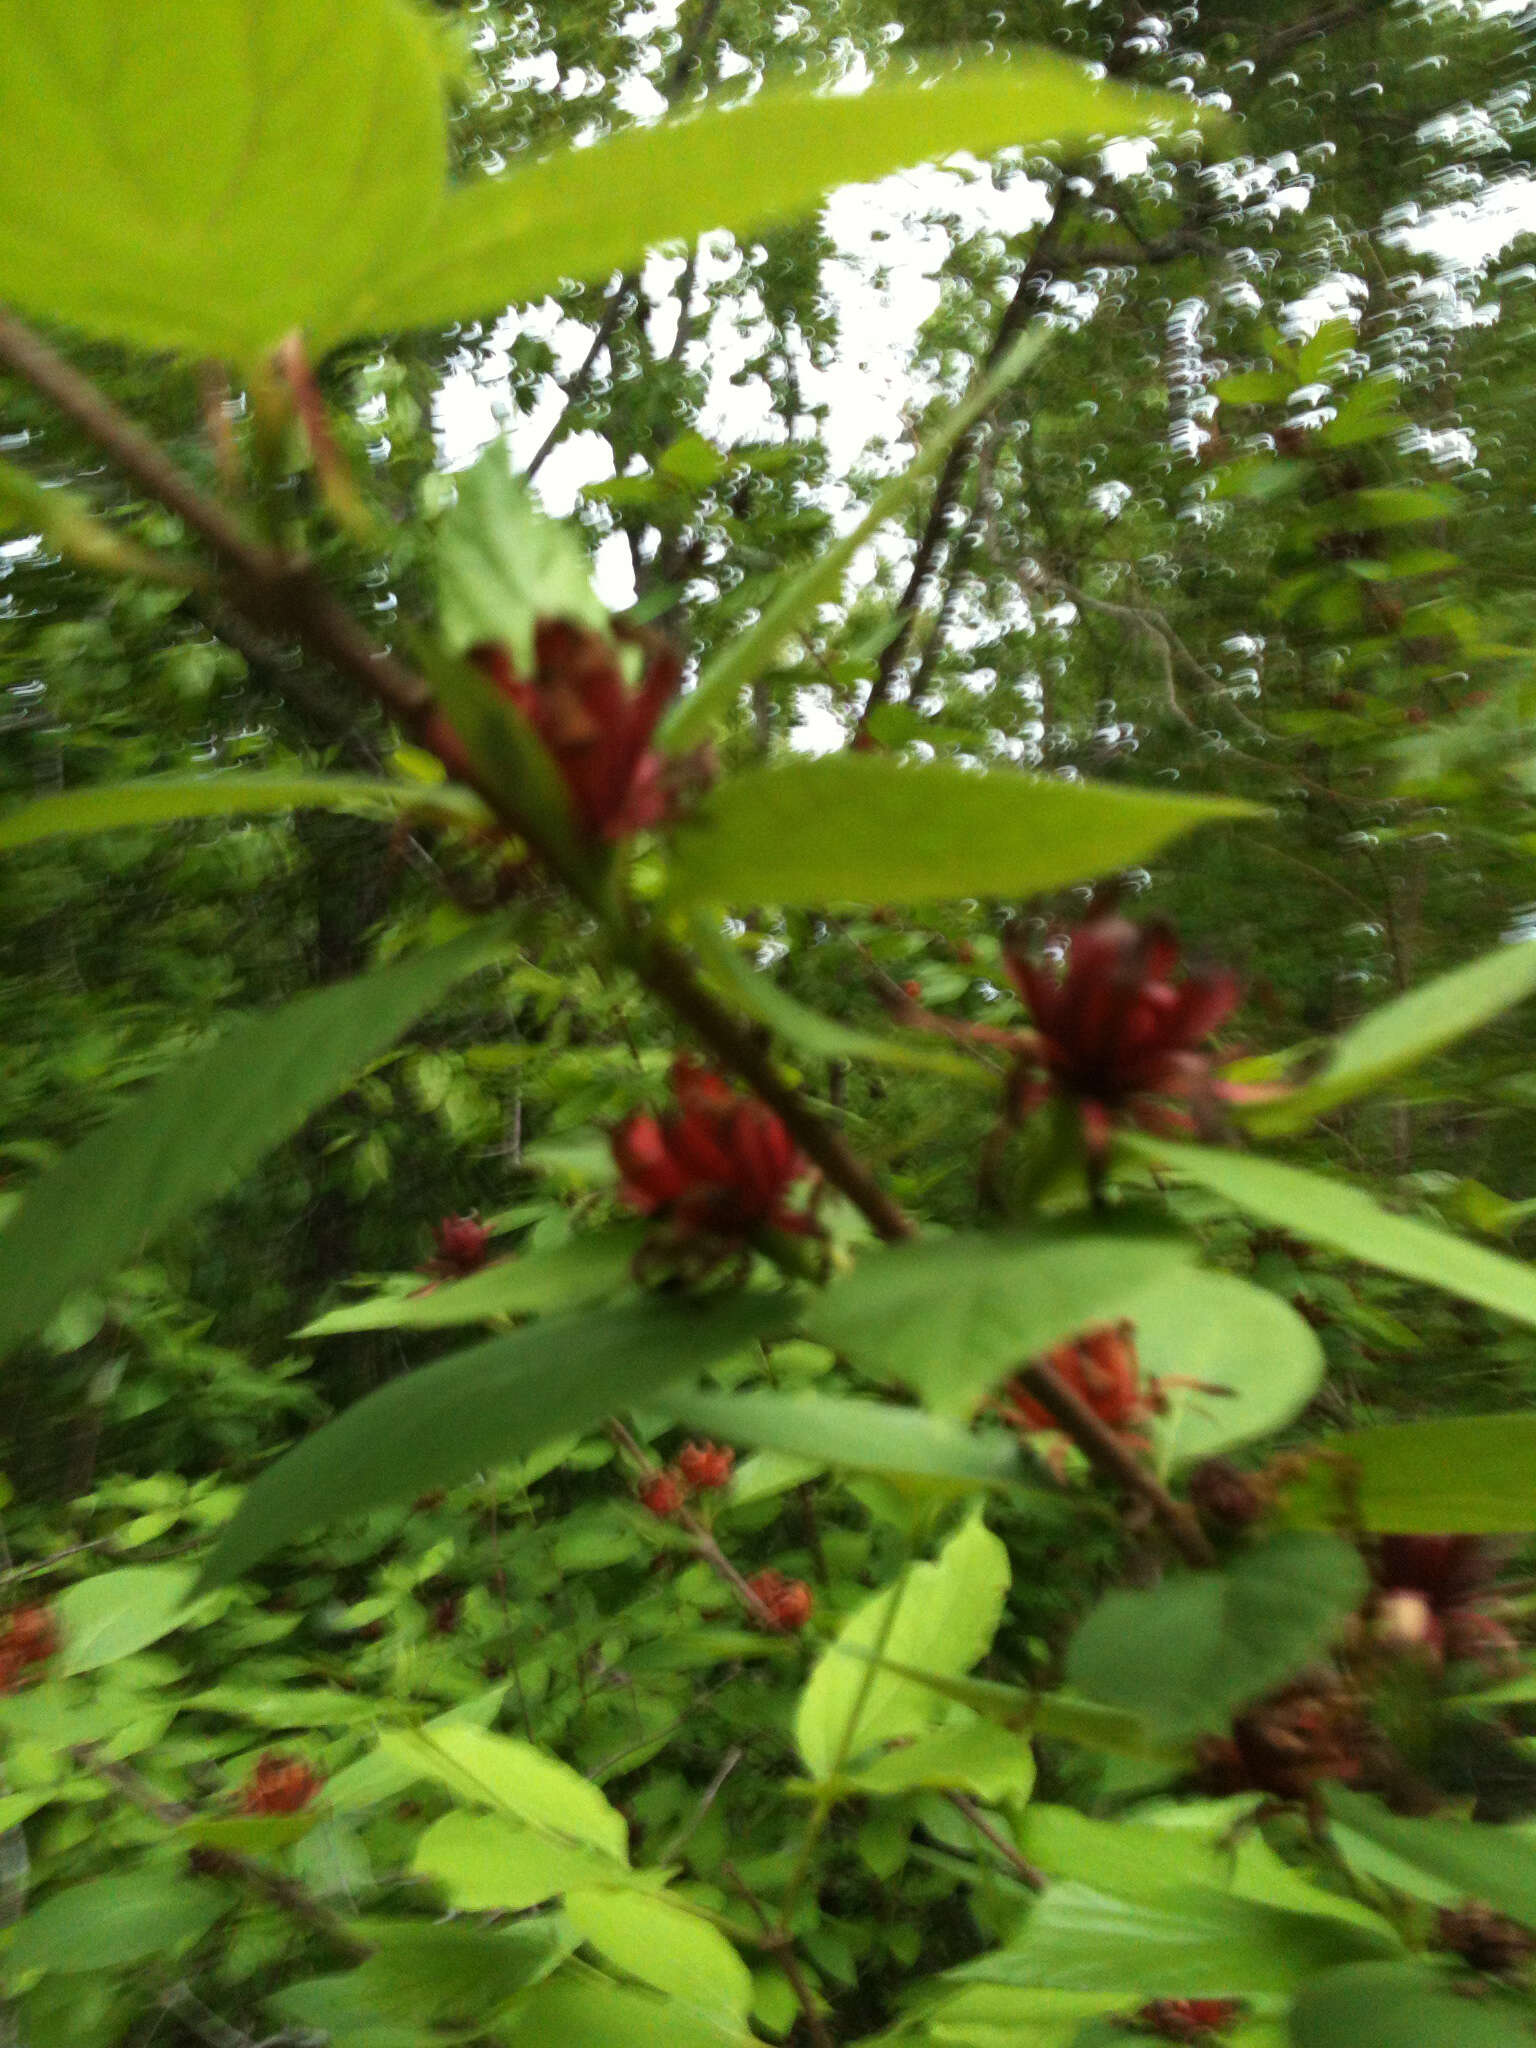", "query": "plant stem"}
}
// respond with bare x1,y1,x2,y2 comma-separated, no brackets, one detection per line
945,1792,1046,1891
722,1861,836,2048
